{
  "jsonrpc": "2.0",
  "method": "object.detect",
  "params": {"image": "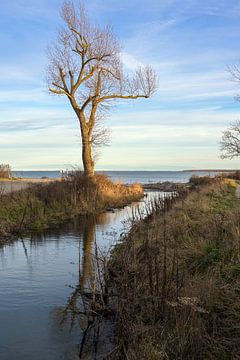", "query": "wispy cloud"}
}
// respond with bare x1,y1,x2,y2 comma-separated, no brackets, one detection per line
1,0,59,19
121,52,144,70
0,89,50,103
